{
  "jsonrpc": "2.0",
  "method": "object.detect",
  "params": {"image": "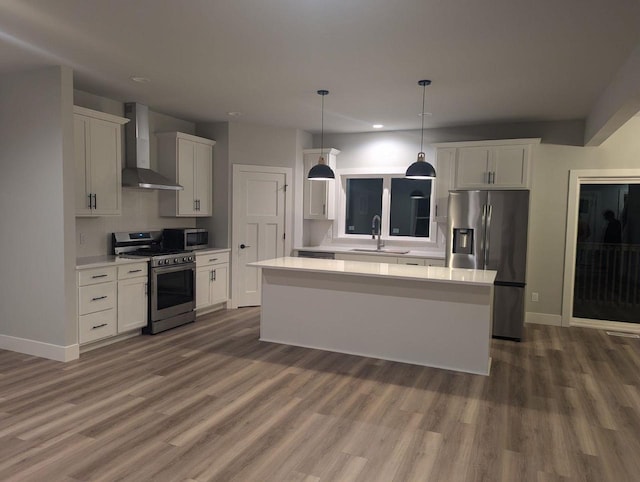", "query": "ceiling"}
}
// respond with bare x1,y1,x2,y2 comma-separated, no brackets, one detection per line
1,0,639,134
